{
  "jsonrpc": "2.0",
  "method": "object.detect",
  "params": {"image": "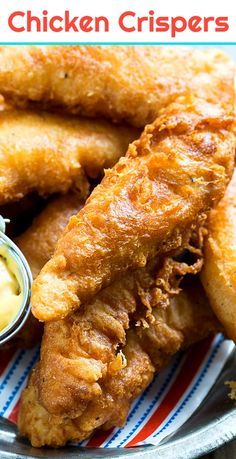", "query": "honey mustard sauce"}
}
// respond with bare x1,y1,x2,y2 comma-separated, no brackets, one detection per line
0,246,23,332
